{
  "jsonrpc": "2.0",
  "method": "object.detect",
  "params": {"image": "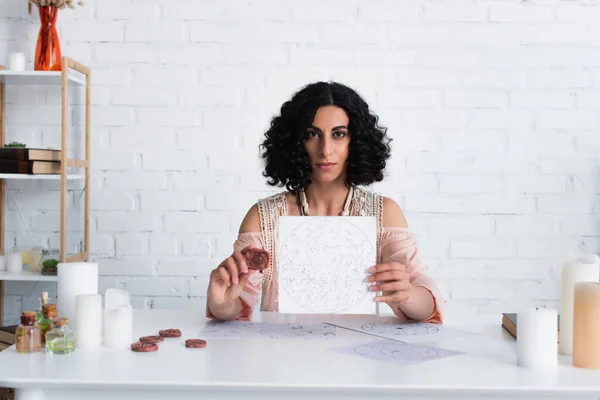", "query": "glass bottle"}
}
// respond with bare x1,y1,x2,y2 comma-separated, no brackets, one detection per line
36,291,49,324
45,318,75,355
39,303,56,346
15,311,41,353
